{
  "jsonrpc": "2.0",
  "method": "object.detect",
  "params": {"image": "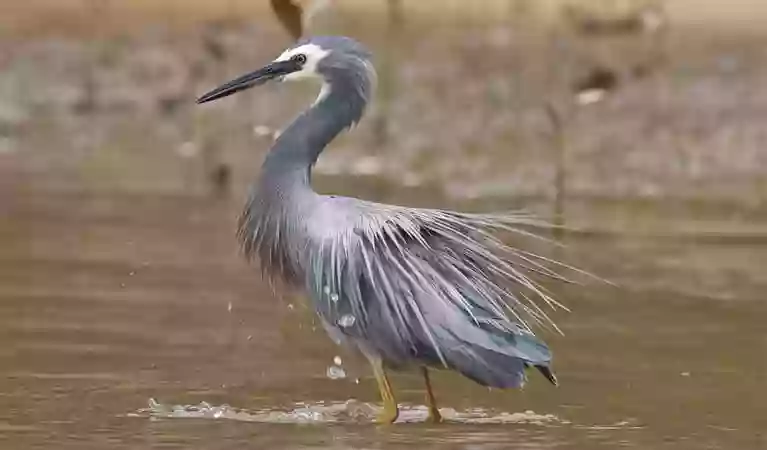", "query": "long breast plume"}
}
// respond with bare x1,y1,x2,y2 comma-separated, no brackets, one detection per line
306,202,593,367
237,191,304,287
